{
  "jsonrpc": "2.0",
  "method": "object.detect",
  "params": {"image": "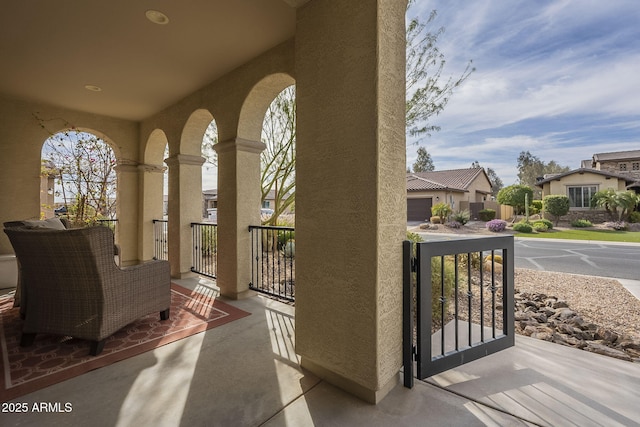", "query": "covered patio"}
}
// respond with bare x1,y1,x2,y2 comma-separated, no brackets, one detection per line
1,0,406,404
4,2,639,425
2,276,639,426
